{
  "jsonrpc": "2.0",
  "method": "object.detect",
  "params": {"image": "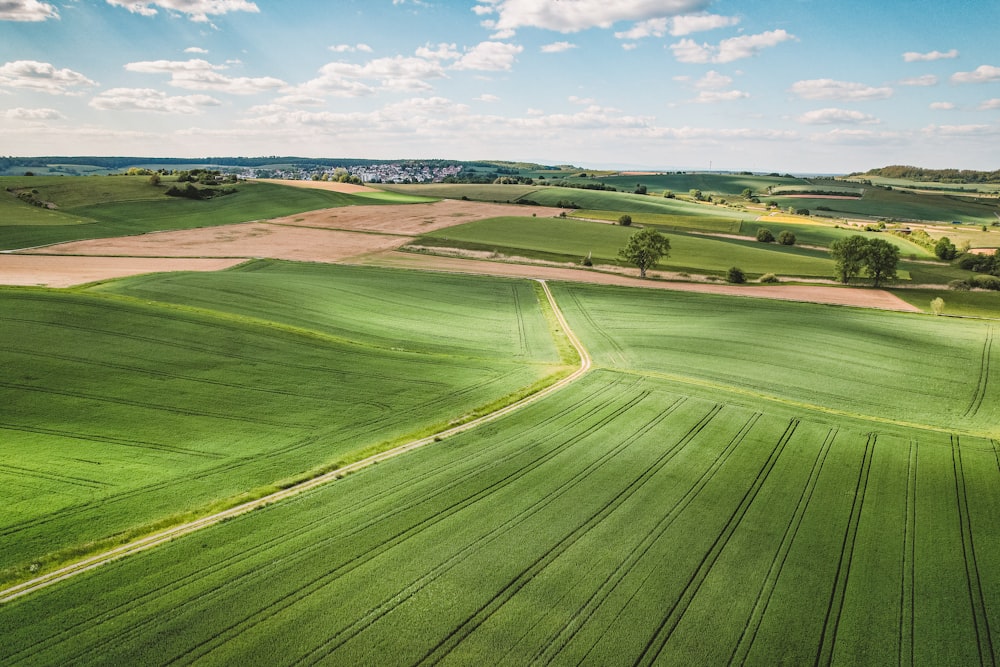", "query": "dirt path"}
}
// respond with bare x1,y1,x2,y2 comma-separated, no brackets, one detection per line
0,280,590,605
365,251,922,312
